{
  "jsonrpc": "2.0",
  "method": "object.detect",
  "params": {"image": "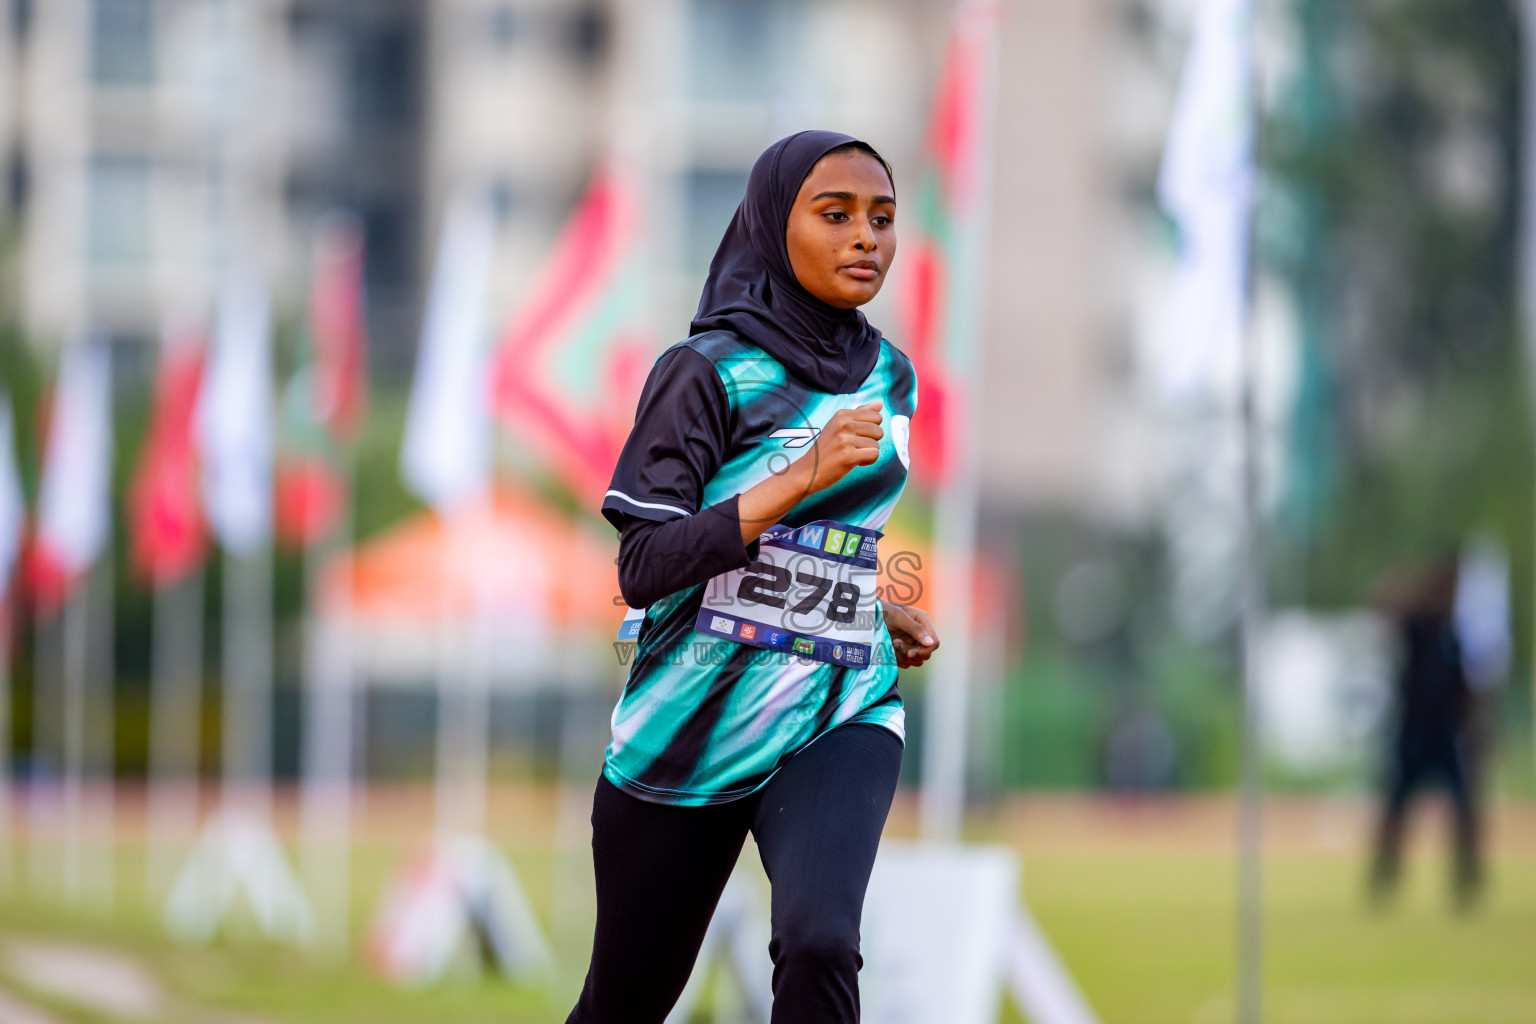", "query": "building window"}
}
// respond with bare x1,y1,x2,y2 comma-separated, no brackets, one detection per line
350,23,419,131
686,168,748,274
487,179,519,226
91,0,155,86
487,6,519,50
88,154,152,265
5,148,27,217
13,0,34,44
687,0,797,102
563,4,608,68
